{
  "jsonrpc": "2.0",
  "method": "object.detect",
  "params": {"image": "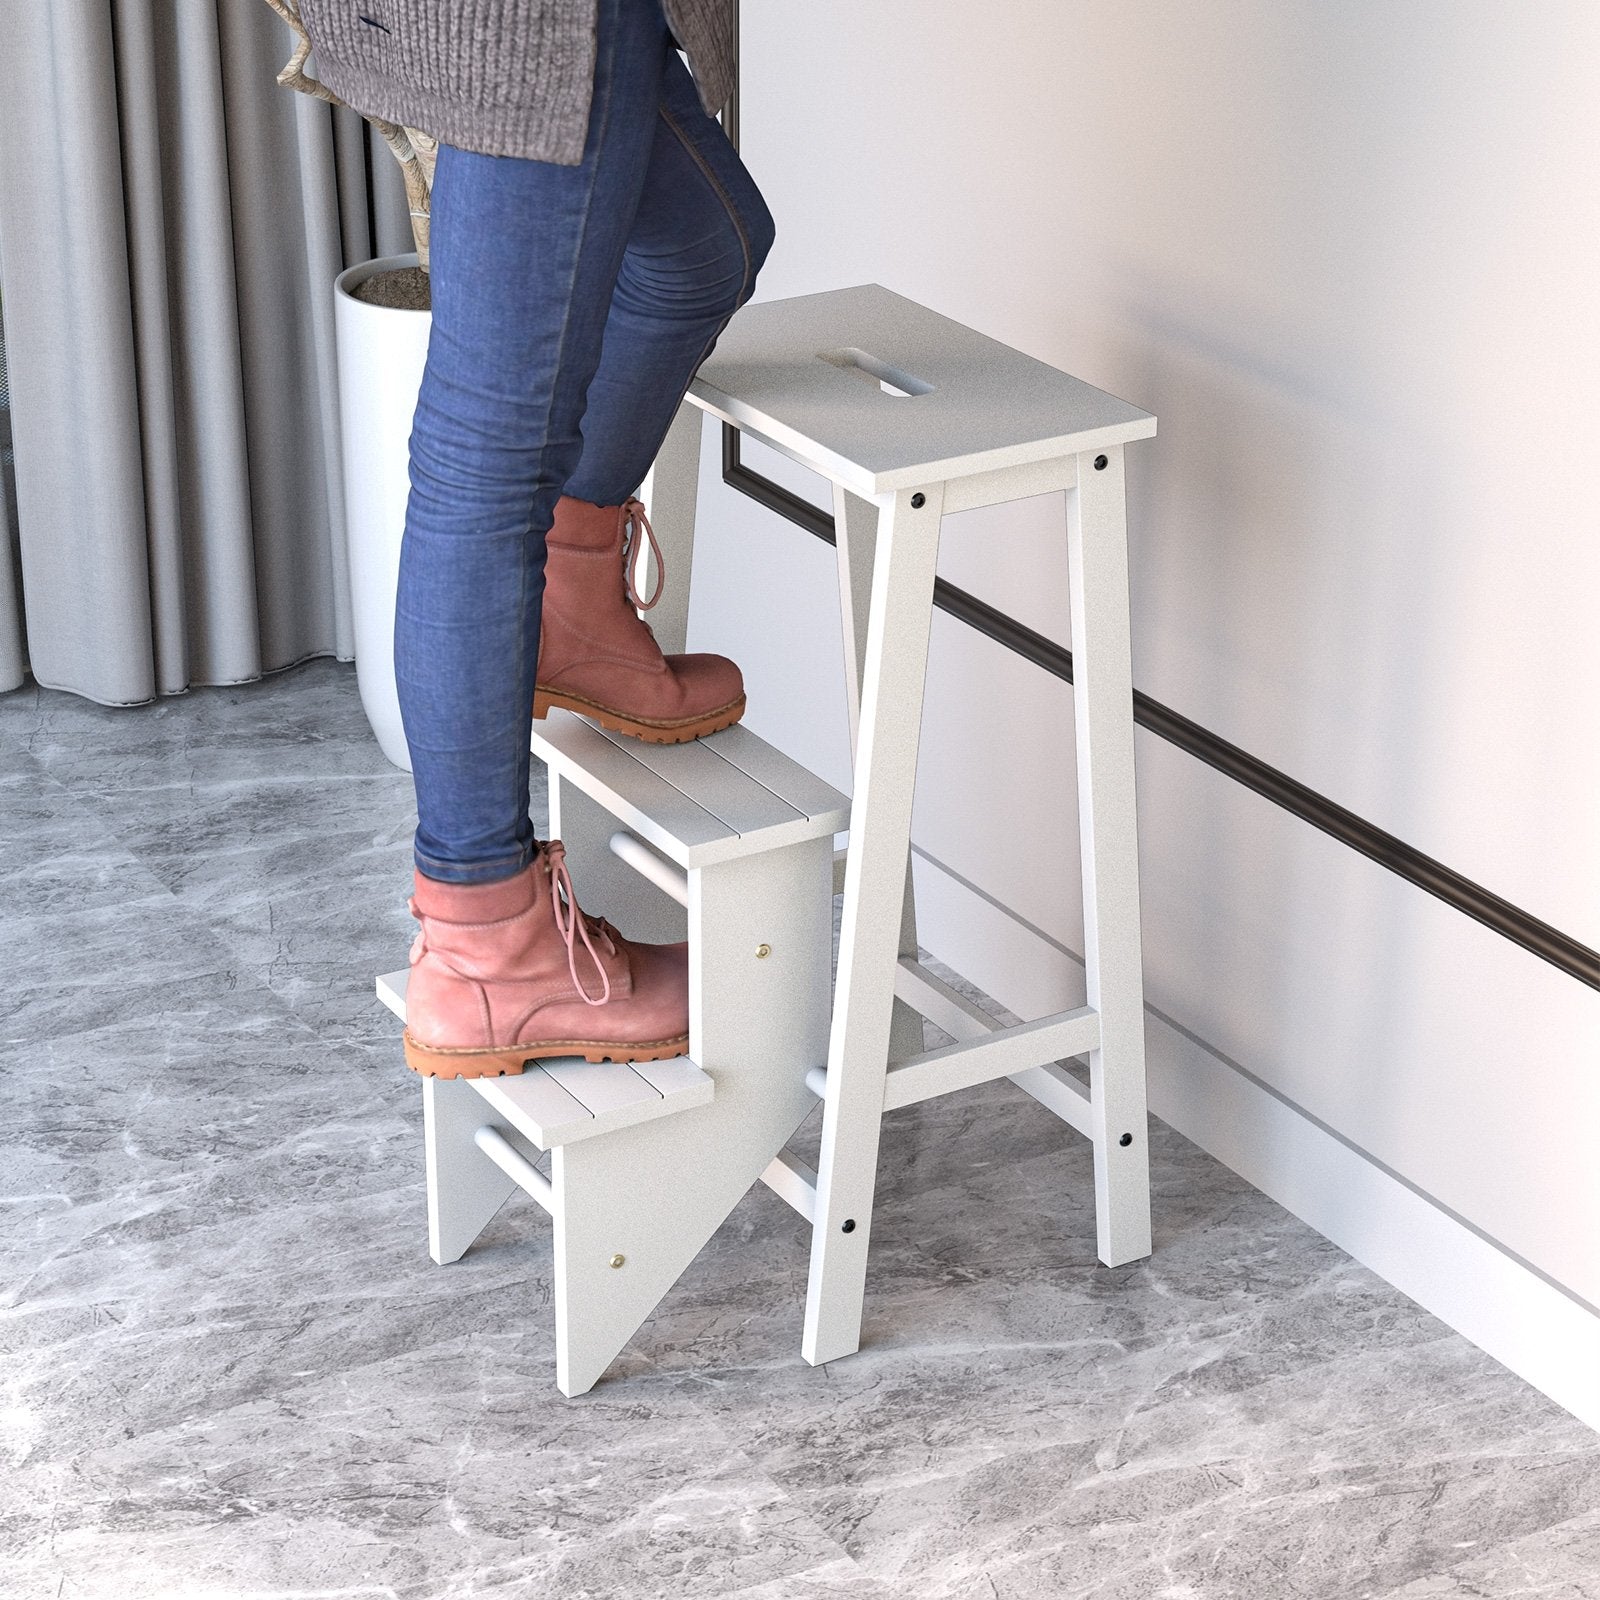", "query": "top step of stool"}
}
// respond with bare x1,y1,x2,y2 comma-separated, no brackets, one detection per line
688,283,1157,498
534,709,849,870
